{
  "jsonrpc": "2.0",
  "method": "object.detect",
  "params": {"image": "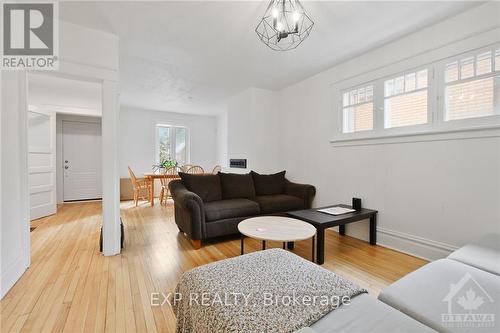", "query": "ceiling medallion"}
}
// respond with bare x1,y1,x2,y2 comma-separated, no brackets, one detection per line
255,0,314,51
